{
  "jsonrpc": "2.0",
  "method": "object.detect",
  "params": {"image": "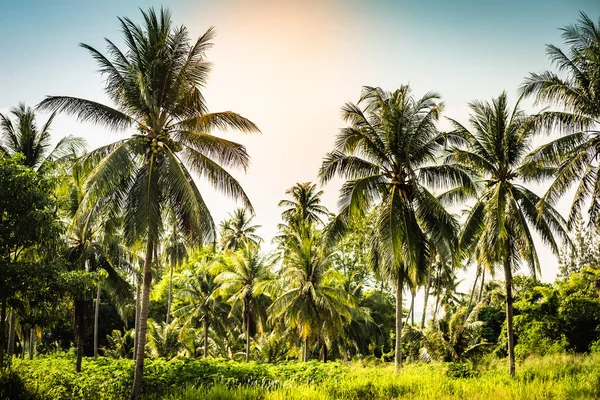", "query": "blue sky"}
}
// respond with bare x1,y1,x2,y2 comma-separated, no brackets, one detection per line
1,0,599,312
